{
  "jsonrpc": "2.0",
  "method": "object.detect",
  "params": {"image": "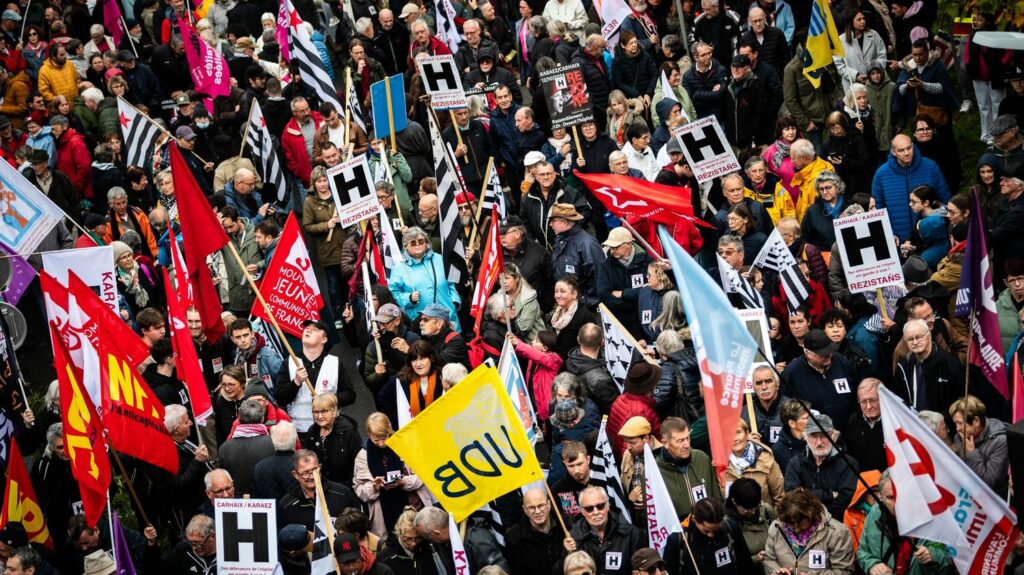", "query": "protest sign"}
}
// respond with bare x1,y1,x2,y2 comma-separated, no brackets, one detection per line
833,208,904,292
251,213,323,337
0,160,64,254
215,499,278,575
675,116,740,184
328,155,385,228
371,74,408,140
418,55,467,110
540,63,594,130
42,246,117,314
